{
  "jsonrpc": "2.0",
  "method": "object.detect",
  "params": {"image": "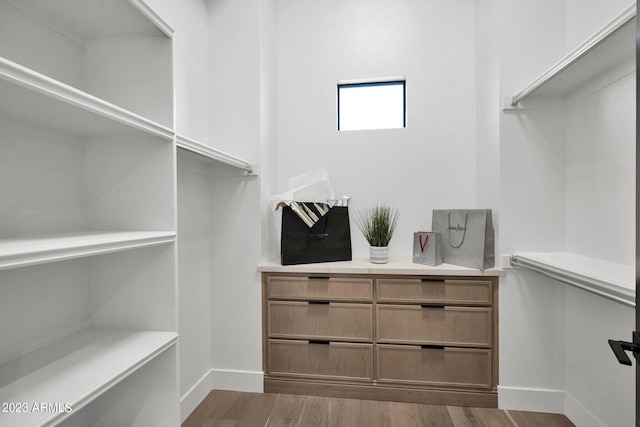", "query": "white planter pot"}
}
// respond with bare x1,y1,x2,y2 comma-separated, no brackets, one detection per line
370,246,389,264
